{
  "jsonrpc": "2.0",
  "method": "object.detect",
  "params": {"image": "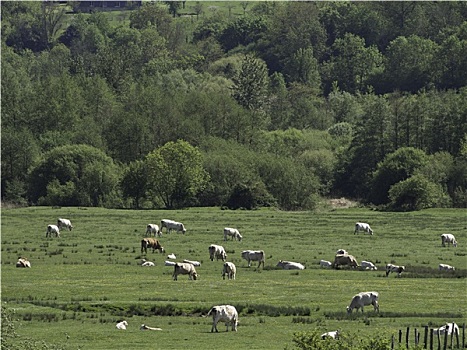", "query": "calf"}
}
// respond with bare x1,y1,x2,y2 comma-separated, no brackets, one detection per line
319,260,332,268
46,224,60,238
434,322,459,336
16,257,31,268
207,305,238,332
146,224,161,237
361,260,377,270
141,238,165,254
439,263,455,271
386,263,405,277
140,259,155,267
321,330,340,340
116,320,128,330
354,222,373,235
173,262,198,280
222,262,236,280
